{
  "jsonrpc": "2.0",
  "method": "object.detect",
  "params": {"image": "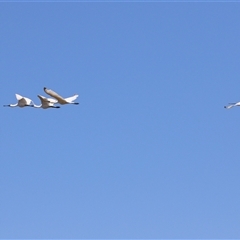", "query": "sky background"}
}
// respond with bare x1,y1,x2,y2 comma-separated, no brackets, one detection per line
1,1,240,239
